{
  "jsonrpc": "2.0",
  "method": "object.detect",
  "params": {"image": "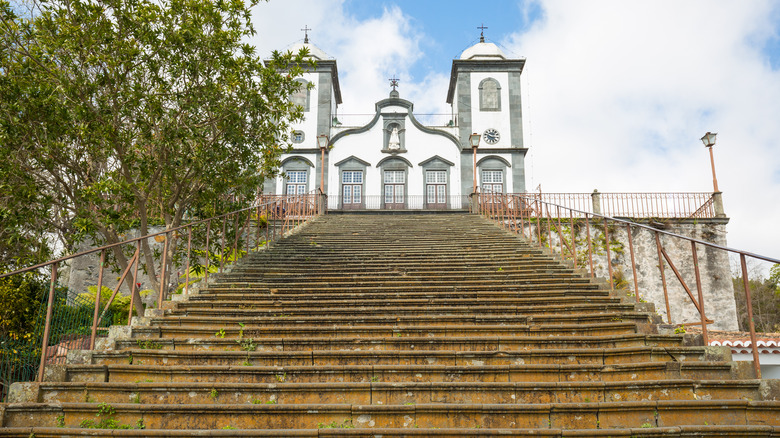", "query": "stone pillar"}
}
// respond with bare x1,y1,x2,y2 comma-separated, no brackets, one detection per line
318,193,328,215
712,192,726,218
469,192,480,214
591,190,602,215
